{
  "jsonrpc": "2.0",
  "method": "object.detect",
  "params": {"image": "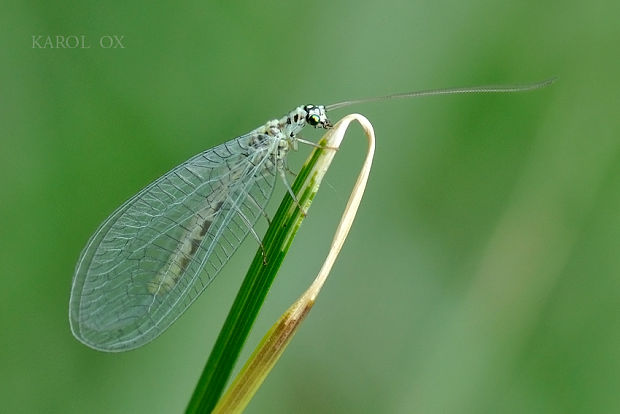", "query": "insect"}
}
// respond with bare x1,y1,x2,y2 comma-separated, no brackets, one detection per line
69,79,554,351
